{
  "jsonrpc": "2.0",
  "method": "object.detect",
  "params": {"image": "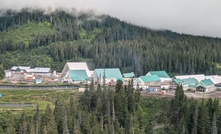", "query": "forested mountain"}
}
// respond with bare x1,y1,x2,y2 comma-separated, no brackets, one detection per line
1,8,221,75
